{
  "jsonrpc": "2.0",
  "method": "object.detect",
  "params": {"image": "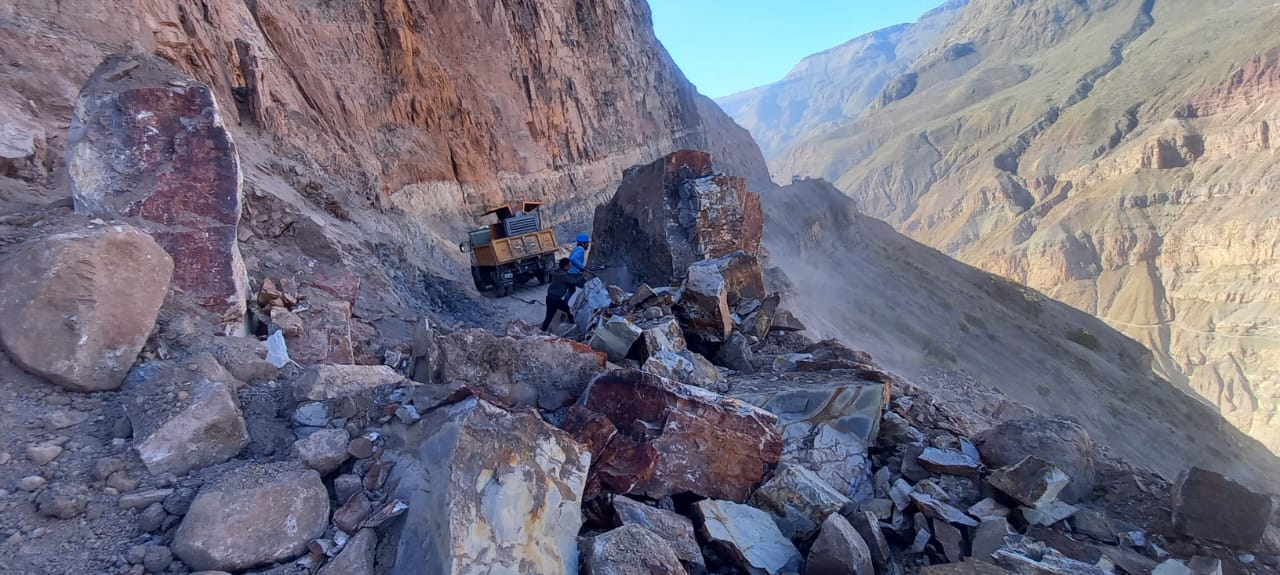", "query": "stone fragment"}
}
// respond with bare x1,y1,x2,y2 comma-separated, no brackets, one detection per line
138,502,167,532
292,428,351,475
1070,508,1117,544
592,150,762,289
125,356,249,476
805,513,873,575
845,509,891,570
696,499,801,575
703,251,766,307
17,475,46,492
292,402,330,427
1021,500,1078,526
911,491,979,527
333,474,363,507
749,464,851,541
35,484,88,519
25,444,62,466
993,537,1109,575
890,478,913,510
909,522,933,554
143,546,174,574
901,444,933,482
974,418,1094,502
172,463,329,572
859,498,894,520
570,278,615,332
969,498,1012,520
578,369,781,502
0,225,173,391
287,300,356,365
559,405,618,459
1100,546,1158,575
1171,467,1273,549
317,529,376,575
386,398,588,575
987,456,1070,509
589,315,643,362
583,525,688,575
637,317,687,357
770,309,807,332
713,331,756,373
919,447,982,476
1187,557,1223,575
678,261,734,342
119,489,173,509
432,328,605,409
642,351,697,383
44,410,87,430
684,351,727,391
627,284,657,307
347,437,375,459
69,53,247,334
1152,560,1194,575
611,496,703,570
935,518,965,563
291,365,403,402
742,294,781,339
